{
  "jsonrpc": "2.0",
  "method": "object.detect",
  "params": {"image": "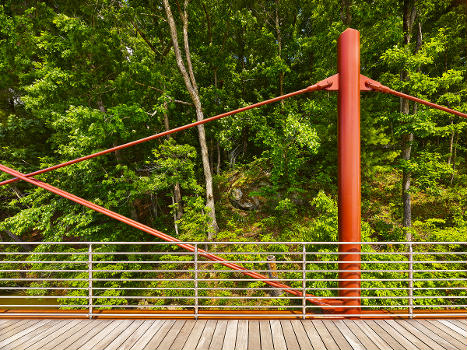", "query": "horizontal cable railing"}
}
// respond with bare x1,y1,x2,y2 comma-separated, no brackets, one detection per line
0,241,465,318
